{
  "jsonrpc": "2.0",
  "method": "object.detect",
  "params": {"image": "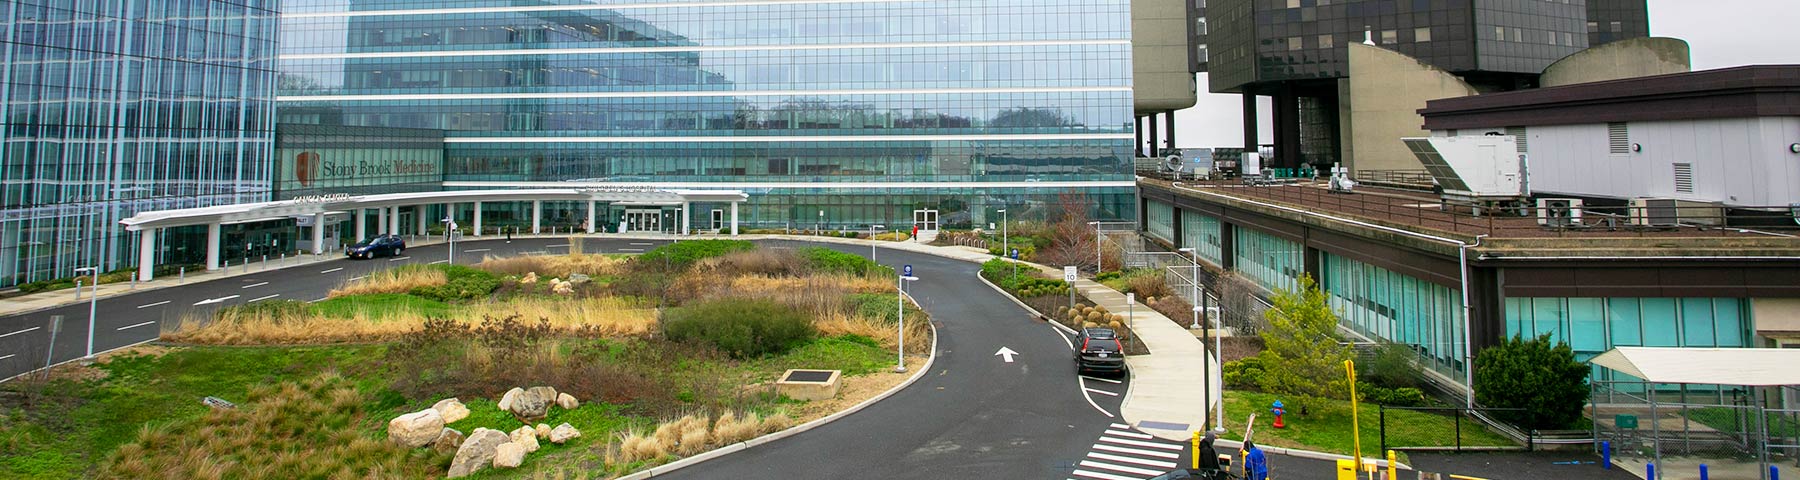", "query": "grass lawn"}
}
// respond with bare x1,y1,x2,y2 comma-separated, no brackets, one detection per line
310,293,451,320
1685,407,1800,438
1218,391,1516,459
